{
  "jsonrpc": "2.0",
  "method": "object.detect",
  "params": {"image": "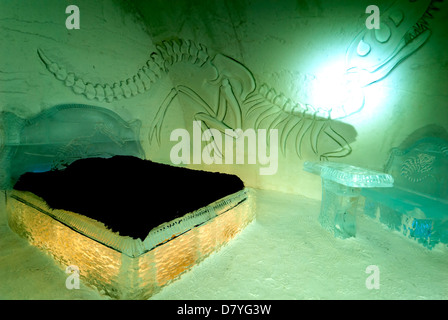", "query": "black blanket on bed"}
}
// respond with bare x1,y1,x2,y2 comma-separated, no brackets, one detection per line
14,156,245,240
